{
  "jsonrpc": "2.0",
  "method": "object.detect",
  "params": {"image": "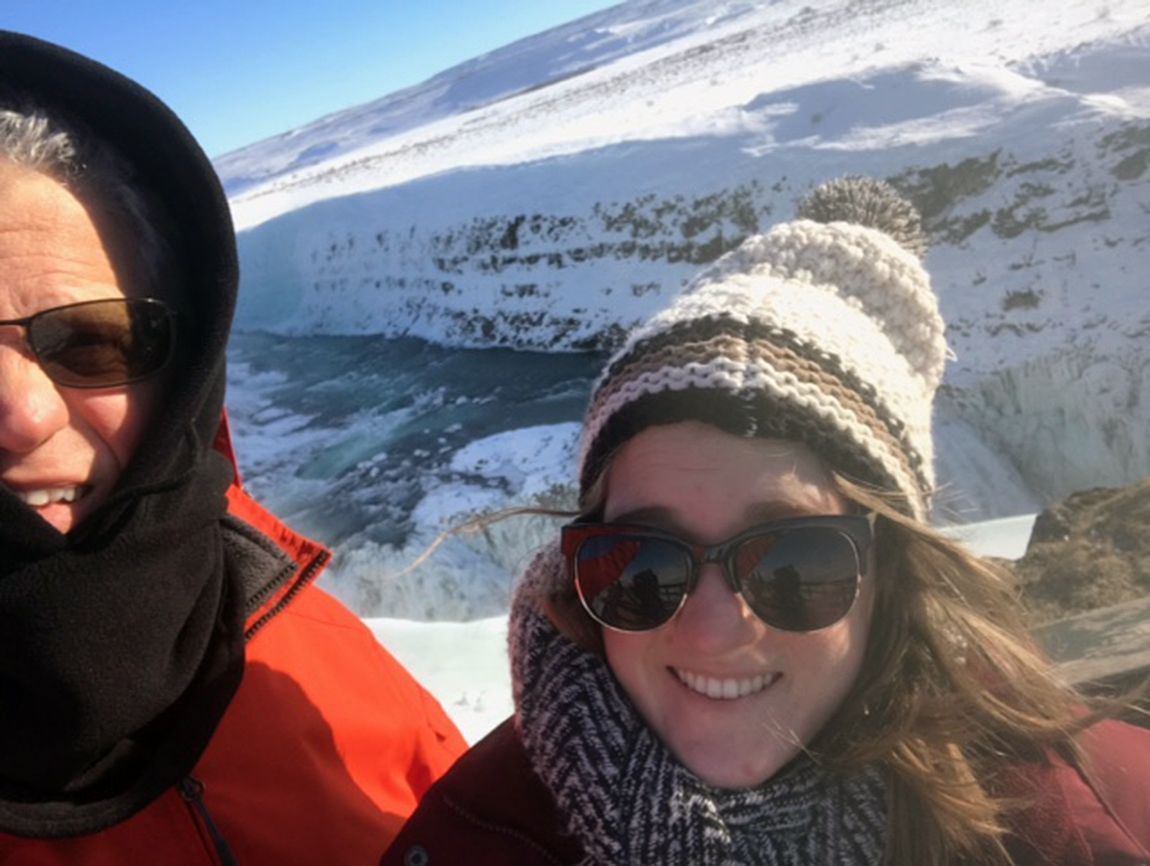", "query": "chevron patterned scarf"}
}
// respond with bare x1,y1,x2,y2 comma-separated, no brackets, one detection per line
510,550,888,865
